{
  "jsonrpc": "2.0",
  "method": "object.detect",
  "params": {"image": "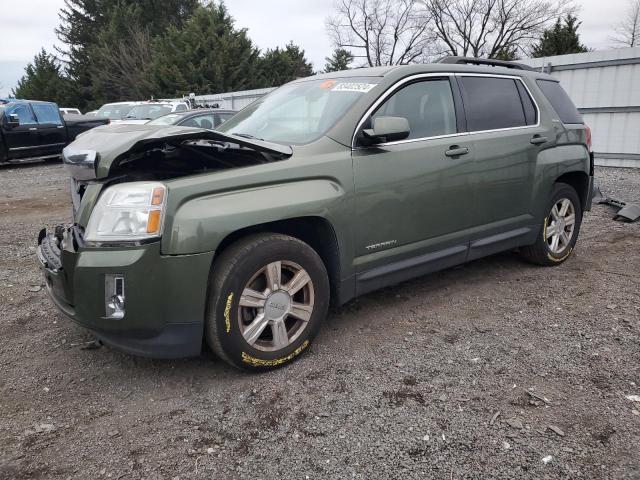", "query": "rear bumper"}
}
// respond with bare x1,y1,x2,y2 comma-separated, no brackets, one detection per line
37,226,215,358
